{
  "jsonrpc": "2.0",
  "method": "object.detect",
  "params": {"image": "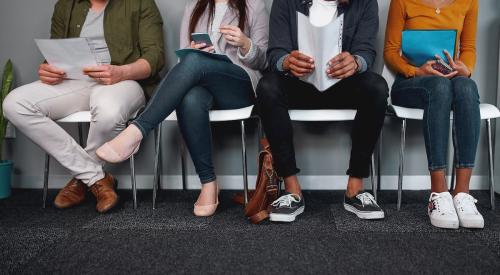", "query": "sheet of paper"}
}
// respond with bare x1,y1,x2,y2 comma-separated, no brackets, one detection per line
35,38,98,80
297,12,343,92
175,48,232,63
